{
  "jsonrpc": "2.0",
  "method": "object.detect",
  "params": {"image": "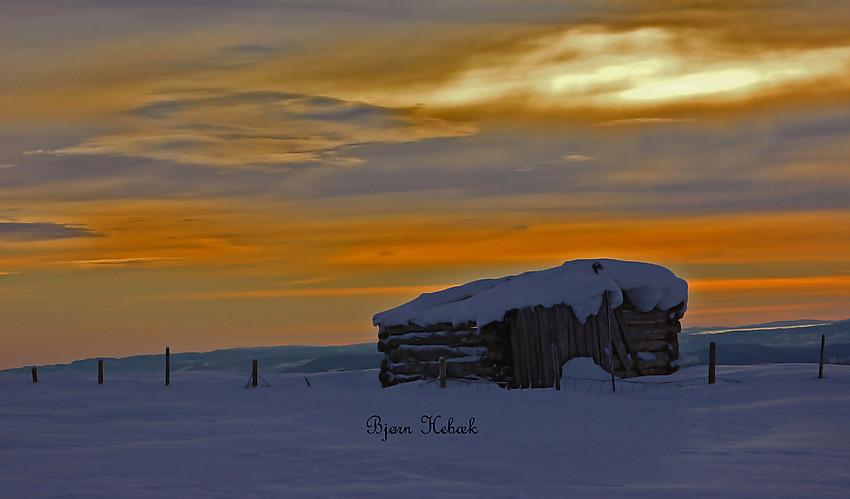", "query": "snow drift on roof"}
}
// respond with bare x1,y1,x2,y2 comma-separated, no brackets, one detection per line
373,259,688,328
